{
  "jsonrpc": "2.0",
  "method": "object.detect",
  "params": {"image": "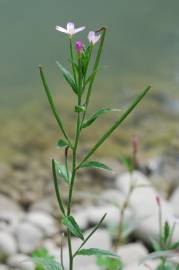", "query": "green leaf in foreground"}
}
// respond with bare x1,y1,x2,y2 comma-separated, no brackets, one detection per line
62,215,84,240
80,161,112,171
56,61,77,94
31,257,63,270
82,108,120,129
140,250,178,264
57,139,69,148
76,248,120,258
96,256,122,270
